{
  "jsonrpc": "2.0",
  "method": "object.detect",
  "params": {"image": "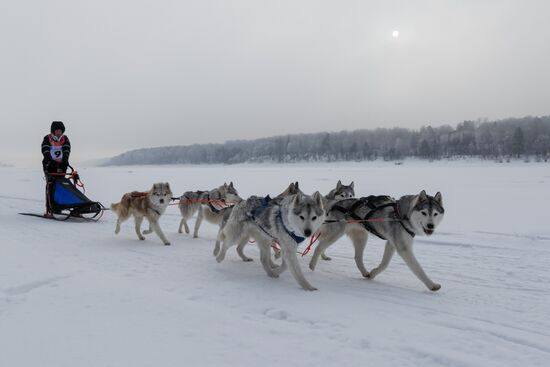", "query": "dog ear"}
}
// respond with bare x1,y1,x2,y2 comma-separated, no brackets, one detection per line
409,195,420,211
434,192,443,205
313,191,324,208
223,182,228,189
337,180,342,188
288,182,295,191
229,181,234,189
294,181,299,189
350,181,354,189
419,190,428,201
293,193,302,206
